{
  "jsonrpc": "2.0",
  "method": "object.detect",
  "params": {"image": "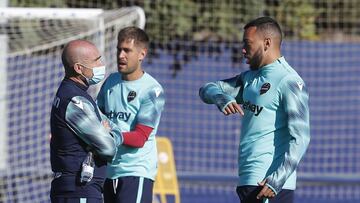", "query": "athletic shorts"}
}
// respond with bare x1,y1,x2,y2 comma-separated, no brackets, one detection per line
236,185,294,203
51,197,102,203
104,176,154,203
